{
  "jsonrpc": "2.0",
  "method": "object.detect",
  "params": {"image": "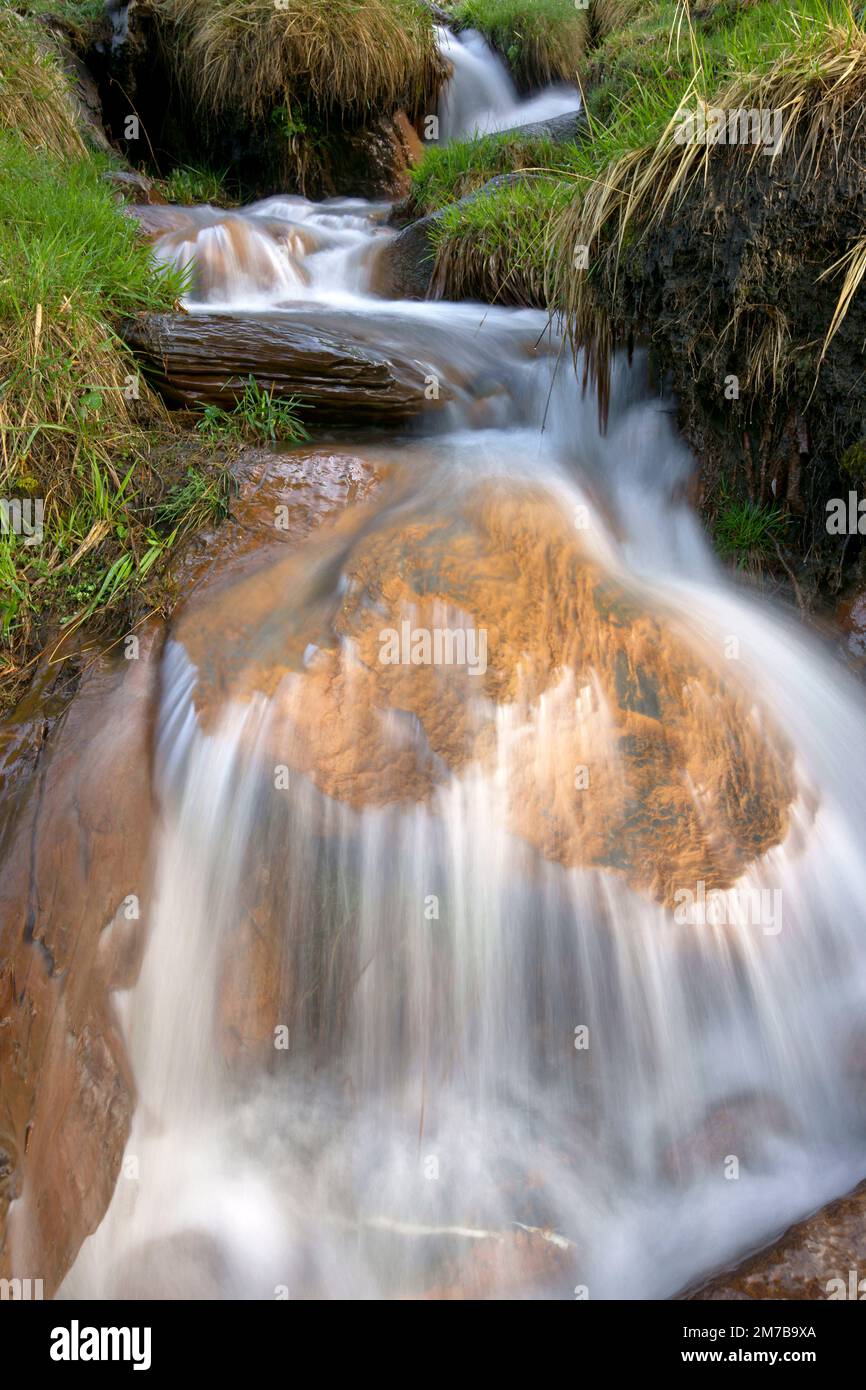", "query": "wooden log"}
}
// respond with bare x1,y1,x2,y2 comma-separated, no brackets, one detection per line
123,310,447,424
